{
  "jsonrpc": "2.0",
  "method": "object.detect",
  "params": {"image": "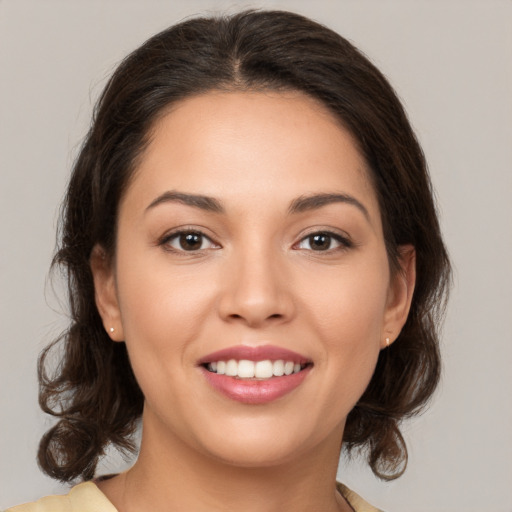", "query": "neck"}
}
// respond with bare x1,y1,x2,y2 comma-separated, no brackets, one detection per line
102,411,349,512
